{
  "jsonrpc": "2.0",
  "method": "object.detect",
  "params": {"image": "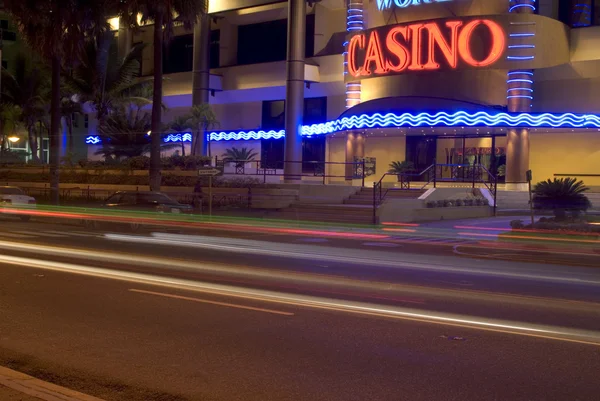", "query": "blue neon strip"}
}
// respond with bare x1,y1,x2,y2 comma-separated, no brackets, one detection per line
506,95,534,100
509,4,536,12
85,136,101,144
510,33,535,37
507,56,535,60
507,79,534,84
164,133,192,143
508,45,535,48
86,112,600,144
508,71,534,75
